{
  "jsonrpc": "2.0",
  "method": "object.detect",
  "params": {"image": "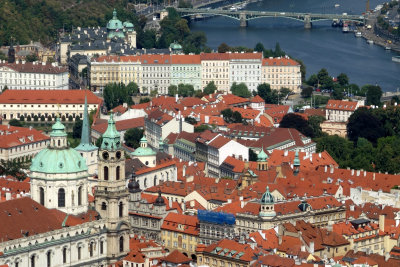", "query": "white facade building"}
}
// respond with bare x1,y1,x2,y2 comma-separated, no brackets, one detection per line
229,52,263,92
0,61,68,91
141,54,171,95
